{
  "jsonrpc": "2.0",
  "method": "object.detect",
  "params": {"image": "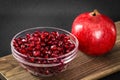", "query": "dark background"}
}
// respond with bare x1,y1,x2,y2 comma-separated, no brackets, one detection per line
0,0,120,80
